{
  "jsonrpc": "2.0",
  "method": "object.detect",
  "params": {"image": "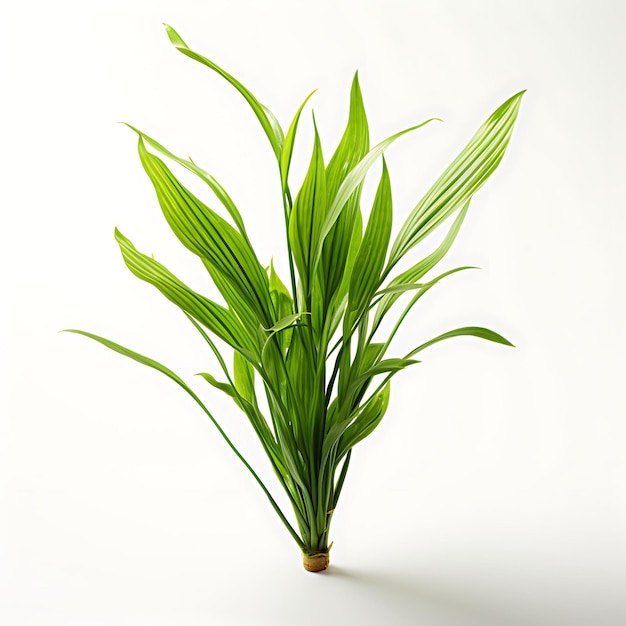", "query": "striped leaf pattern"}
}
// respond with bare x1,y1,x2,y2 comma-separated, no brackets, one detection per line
66,25,524,567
